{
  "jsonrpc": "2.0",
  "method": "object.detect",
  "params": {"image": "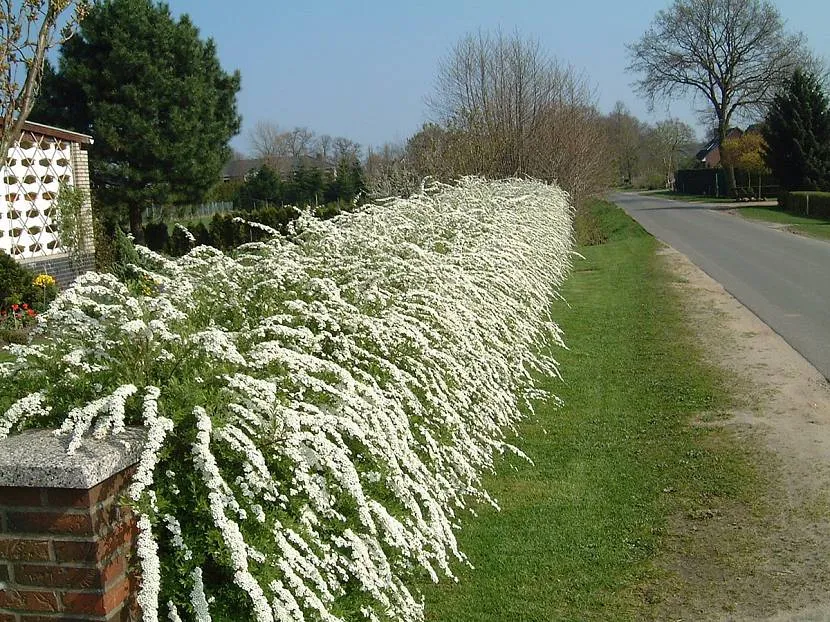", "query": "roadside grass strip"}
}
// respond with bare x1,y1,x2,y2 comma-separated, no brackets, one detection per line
420,199,752,621
0,178,573,622
736,206,830,240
